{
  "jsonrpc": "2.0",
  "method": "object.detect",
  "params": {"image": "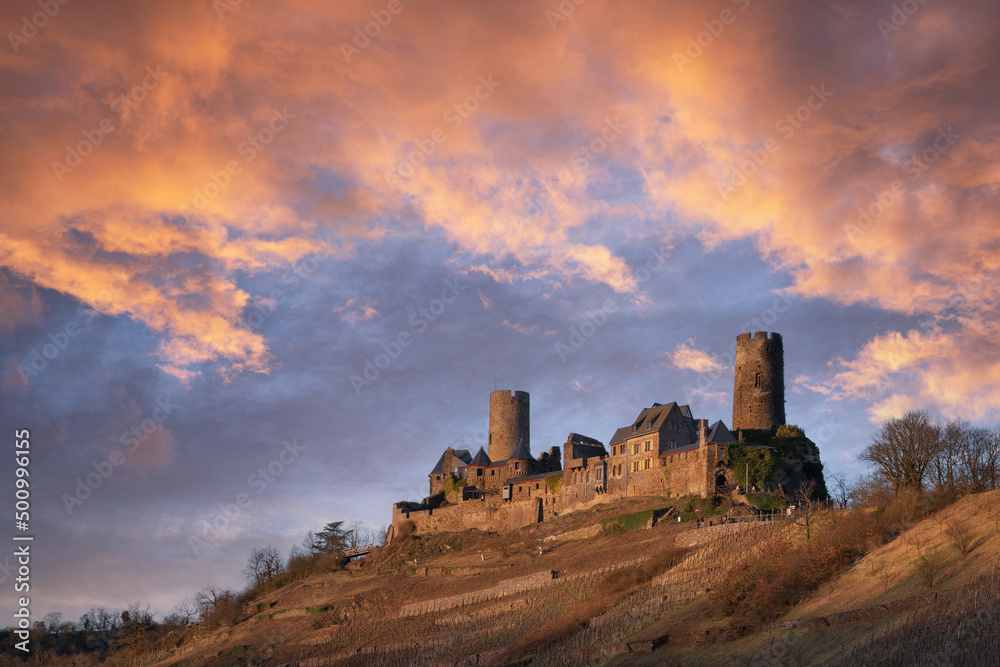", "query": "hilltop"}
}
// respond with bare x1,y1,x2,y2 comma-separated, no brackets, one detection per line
15,489,998,666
